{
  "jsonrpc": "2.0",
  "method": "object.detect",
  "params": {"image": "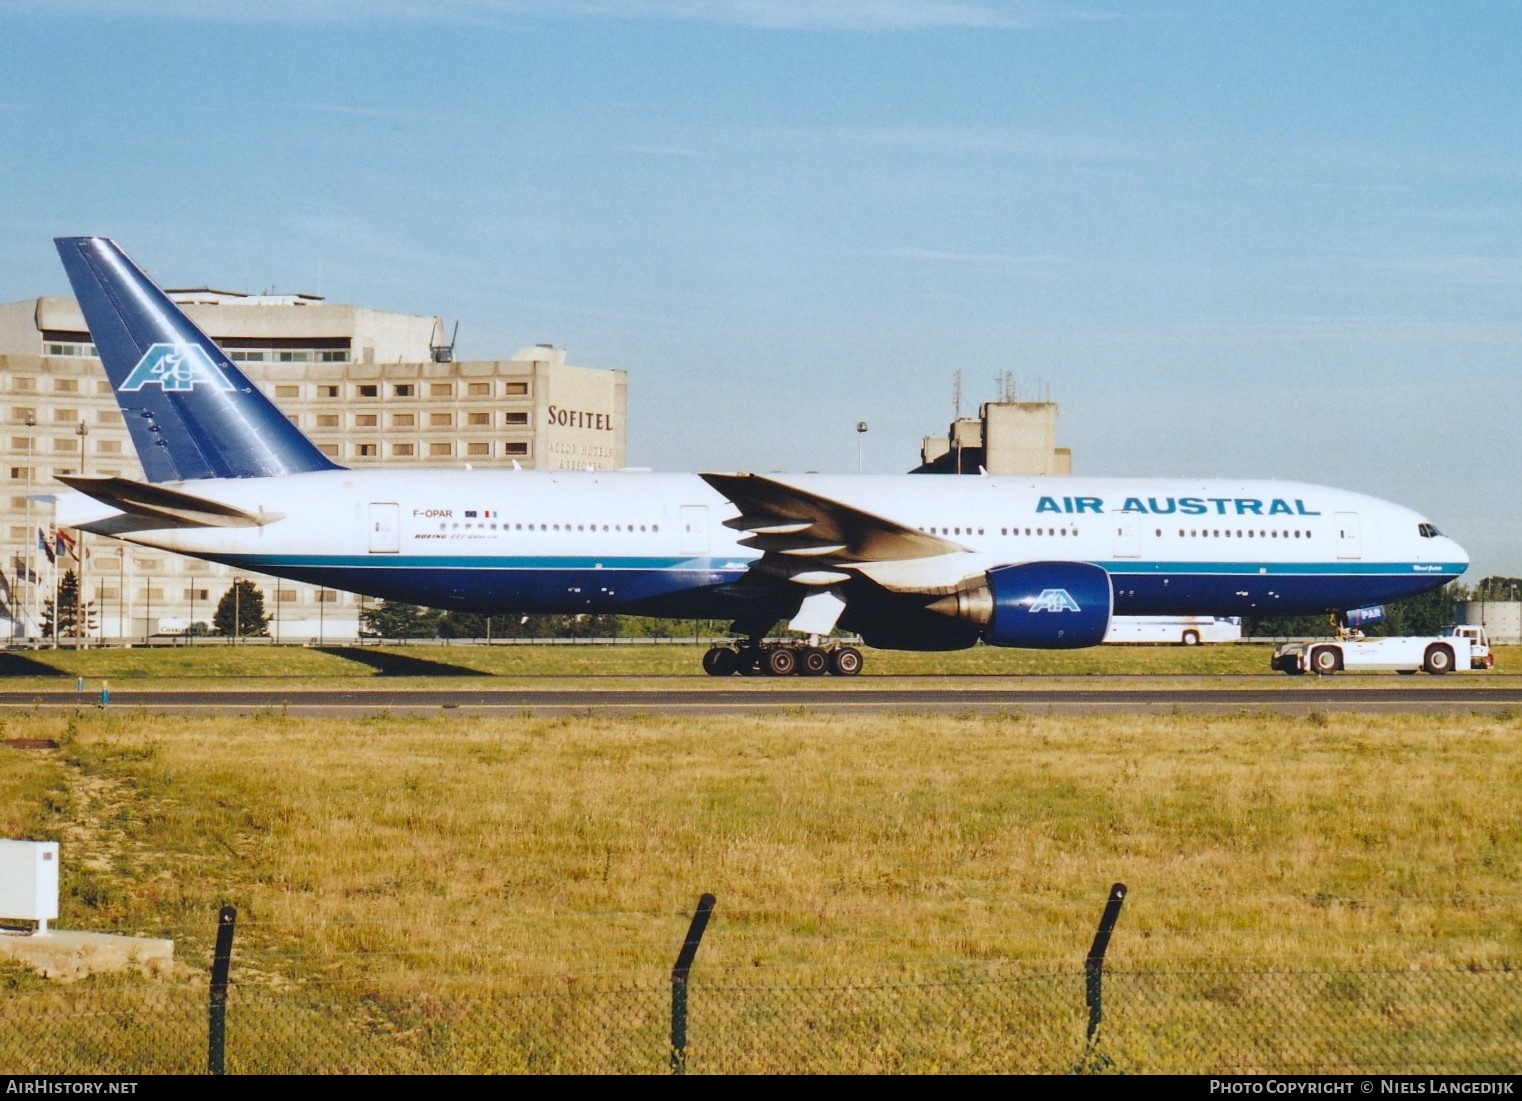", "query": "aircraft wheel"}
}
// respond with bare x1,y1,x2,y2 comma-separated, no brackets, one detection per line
829,646,863,677
765,647,798,676
1424,645,1453,675
799,647,830,677
1311,647,1340,676
1181,630,1201,646
702,646,738,677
